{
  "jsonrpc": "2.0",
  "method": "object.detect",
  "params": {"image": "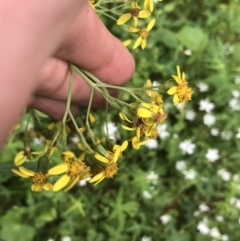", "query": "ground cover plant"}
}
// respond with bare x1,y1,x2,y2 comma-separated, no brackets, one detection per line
0,0,240,241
